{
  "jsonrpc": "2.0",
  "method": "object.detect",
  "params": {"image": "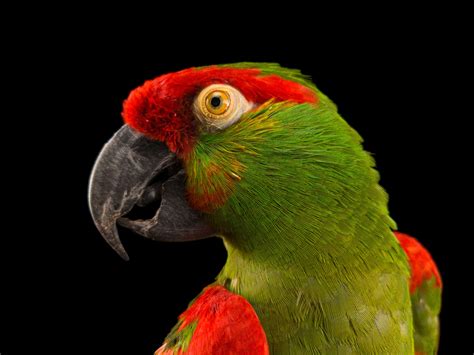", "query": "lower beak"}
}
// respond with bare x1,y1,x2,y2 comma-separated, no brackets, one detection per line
88,125,215,260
